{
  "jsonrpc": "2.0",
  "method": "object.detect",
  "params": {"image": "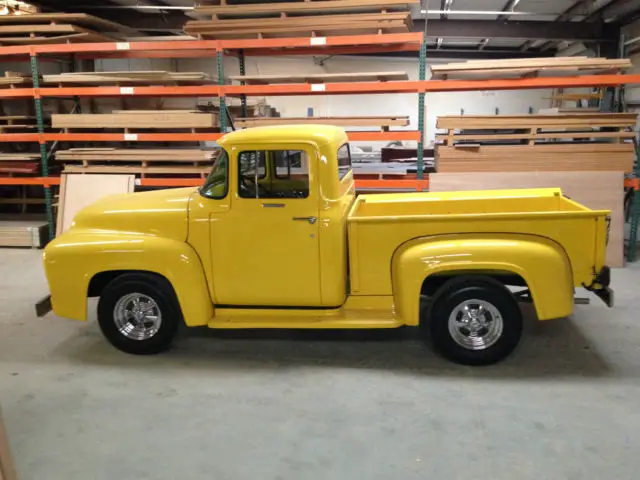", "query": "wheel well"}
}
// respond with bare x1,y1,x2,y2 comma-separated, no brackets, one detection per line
88,270,170,297
421,271,529,298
